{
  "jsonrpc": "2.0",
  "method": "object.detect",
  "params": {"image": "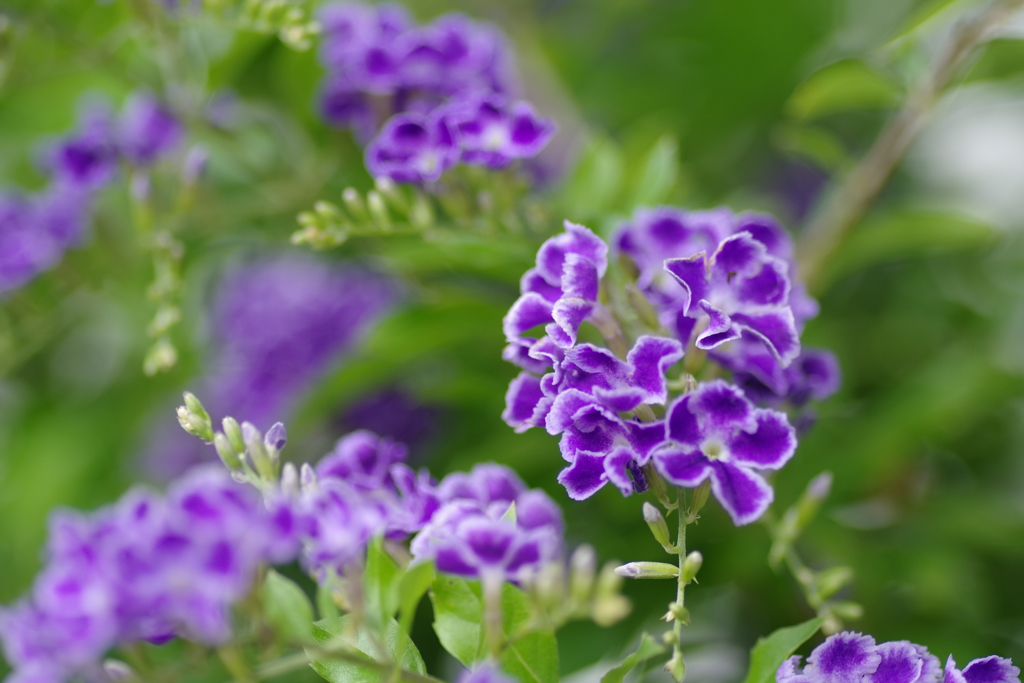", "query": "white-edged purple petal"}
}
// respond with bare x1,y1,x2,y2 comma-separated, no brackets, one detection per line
520,268,561,302
666,395,701,445
546,389,618,435
867,642,924,683
961,657,1020,683
711,232,768,281
626,420,667,461
561,253,600,301
727,409,796,470
664,255,708,315
503,292,554,338
557,451,609,500
653,447,710,487
779,656,813,683
689,380,755,434
806,632,881,683
695,300,741,349
912,646,942,683
535,221,608,284
604,447,637,496
502,373,545,432
548,297,594,348
627,335,684,404
708,461,773,526
501,338,550,374
737,258,790,307
514,490,564,534
732,309,800,367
